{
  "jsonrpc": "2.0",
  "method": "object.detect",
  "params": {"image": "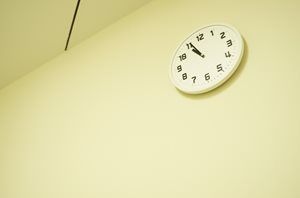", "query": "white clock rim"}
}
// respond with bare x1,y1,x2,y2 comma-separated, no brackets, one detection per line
169,23,244,94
